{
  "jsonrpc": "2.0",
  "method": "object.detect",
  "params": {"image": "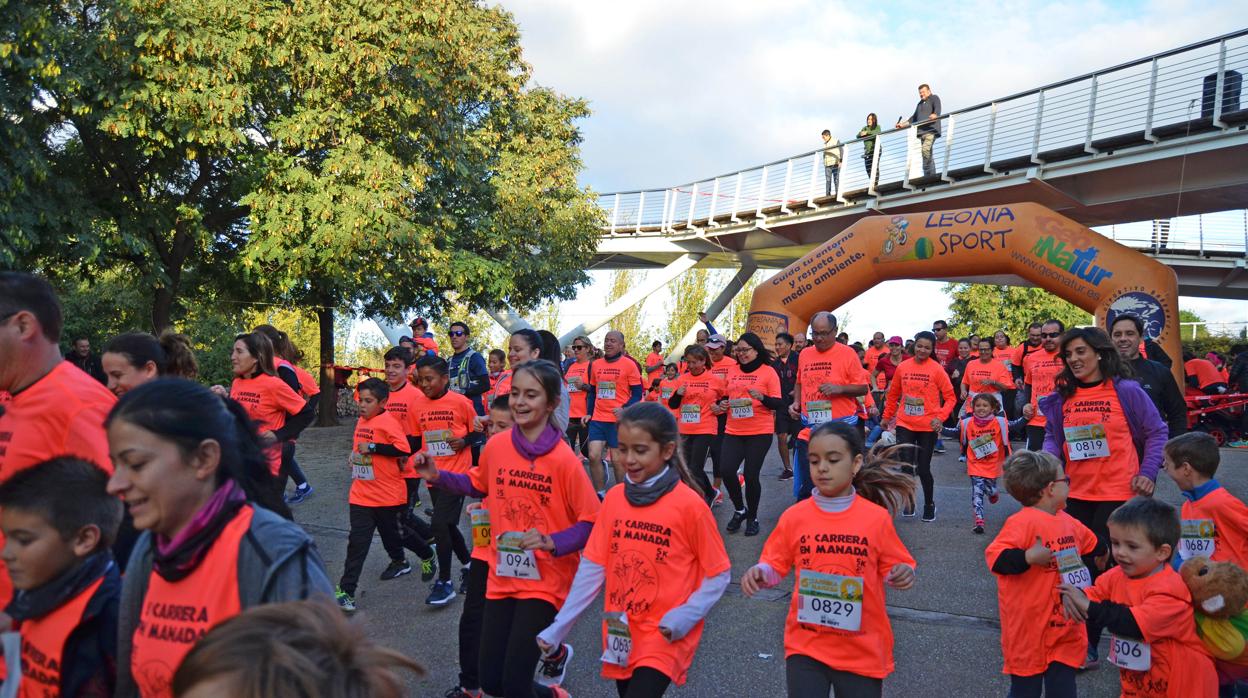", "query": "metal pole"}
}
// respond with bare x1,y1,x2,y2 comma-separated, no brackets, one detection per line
1030,90,1046,164
1144,58,1159,142
807,152,820,208
755,166,769,218
635,191,645,234
730,172,743,224
868,132,882,196
984,102,998,173
941,114,955,182
707,178,720,225
687,182,698,228
781,159,793,214
1084,75,1099,153
1214,39,1228,128
609,193,620,234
